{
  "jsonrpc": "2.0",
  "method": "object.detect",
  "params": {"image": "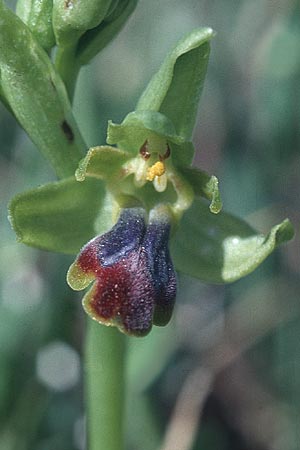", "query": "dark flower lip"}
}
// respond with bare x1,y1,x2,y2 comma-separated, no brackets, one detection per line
67,207,177,336
143,210,177,327
96,208,146,267
83,250,156,336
